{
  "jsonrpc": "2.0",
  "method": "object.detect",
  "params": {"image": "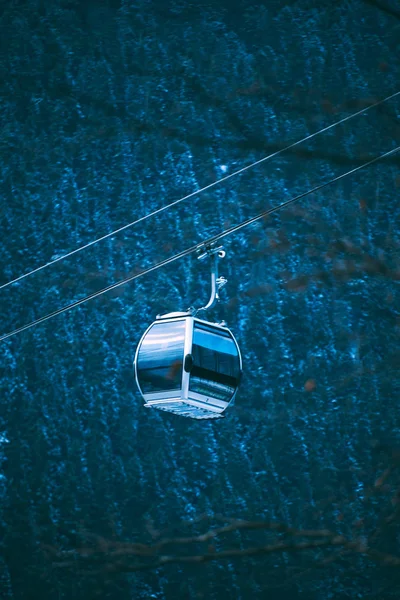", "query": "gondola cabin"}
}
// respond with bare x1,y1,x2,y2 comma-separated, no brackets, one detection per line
134,312,242,419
